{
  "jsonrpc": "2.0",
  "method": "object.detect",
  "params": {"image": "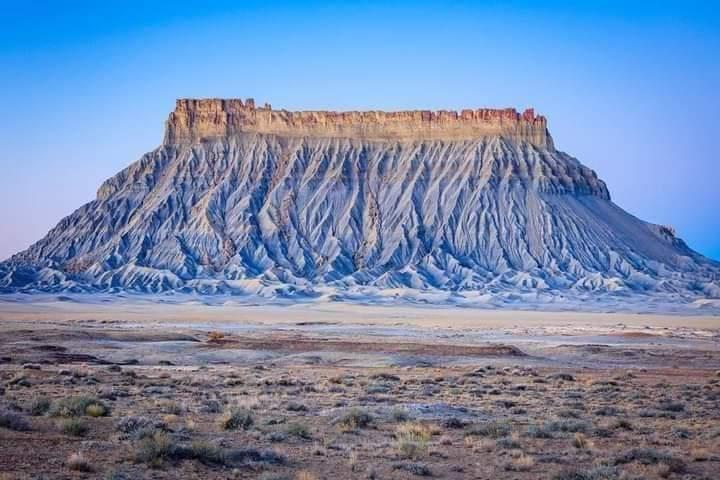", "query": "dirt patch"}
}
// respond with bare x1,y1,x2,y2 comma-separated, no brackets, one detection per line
201,334,526,357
